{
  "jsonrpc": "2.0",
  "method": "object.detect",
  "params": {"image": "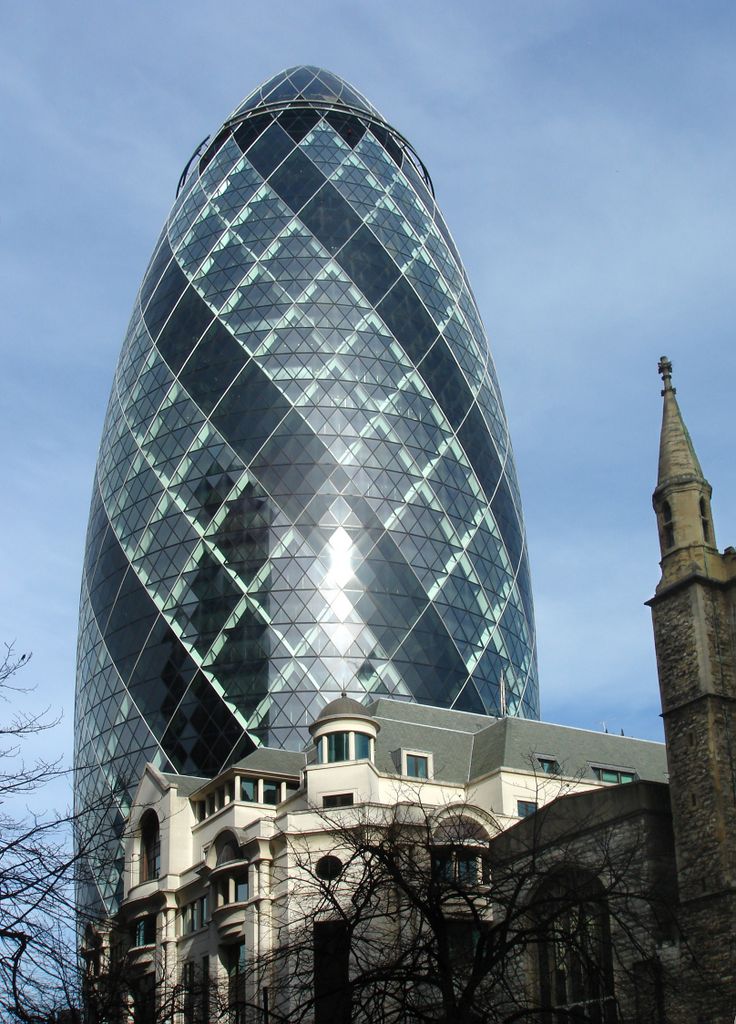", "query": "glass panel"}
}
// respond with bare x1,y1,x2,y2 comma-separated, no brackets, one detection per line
323,793,354,808
354,733,371,760
327,732,349,763
262,780,279,804
269,149,325,213
240,778,257,802
406,753,428,779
